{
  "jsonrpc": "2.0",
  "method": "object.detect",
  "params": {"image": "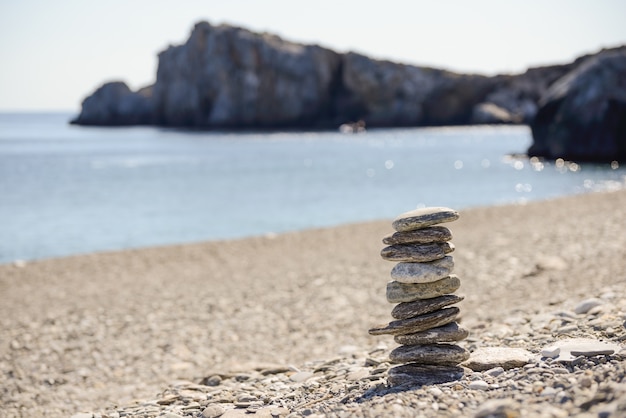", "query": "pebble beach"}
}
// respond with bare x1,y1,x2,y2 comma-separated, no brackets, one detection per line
2,189,626,417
